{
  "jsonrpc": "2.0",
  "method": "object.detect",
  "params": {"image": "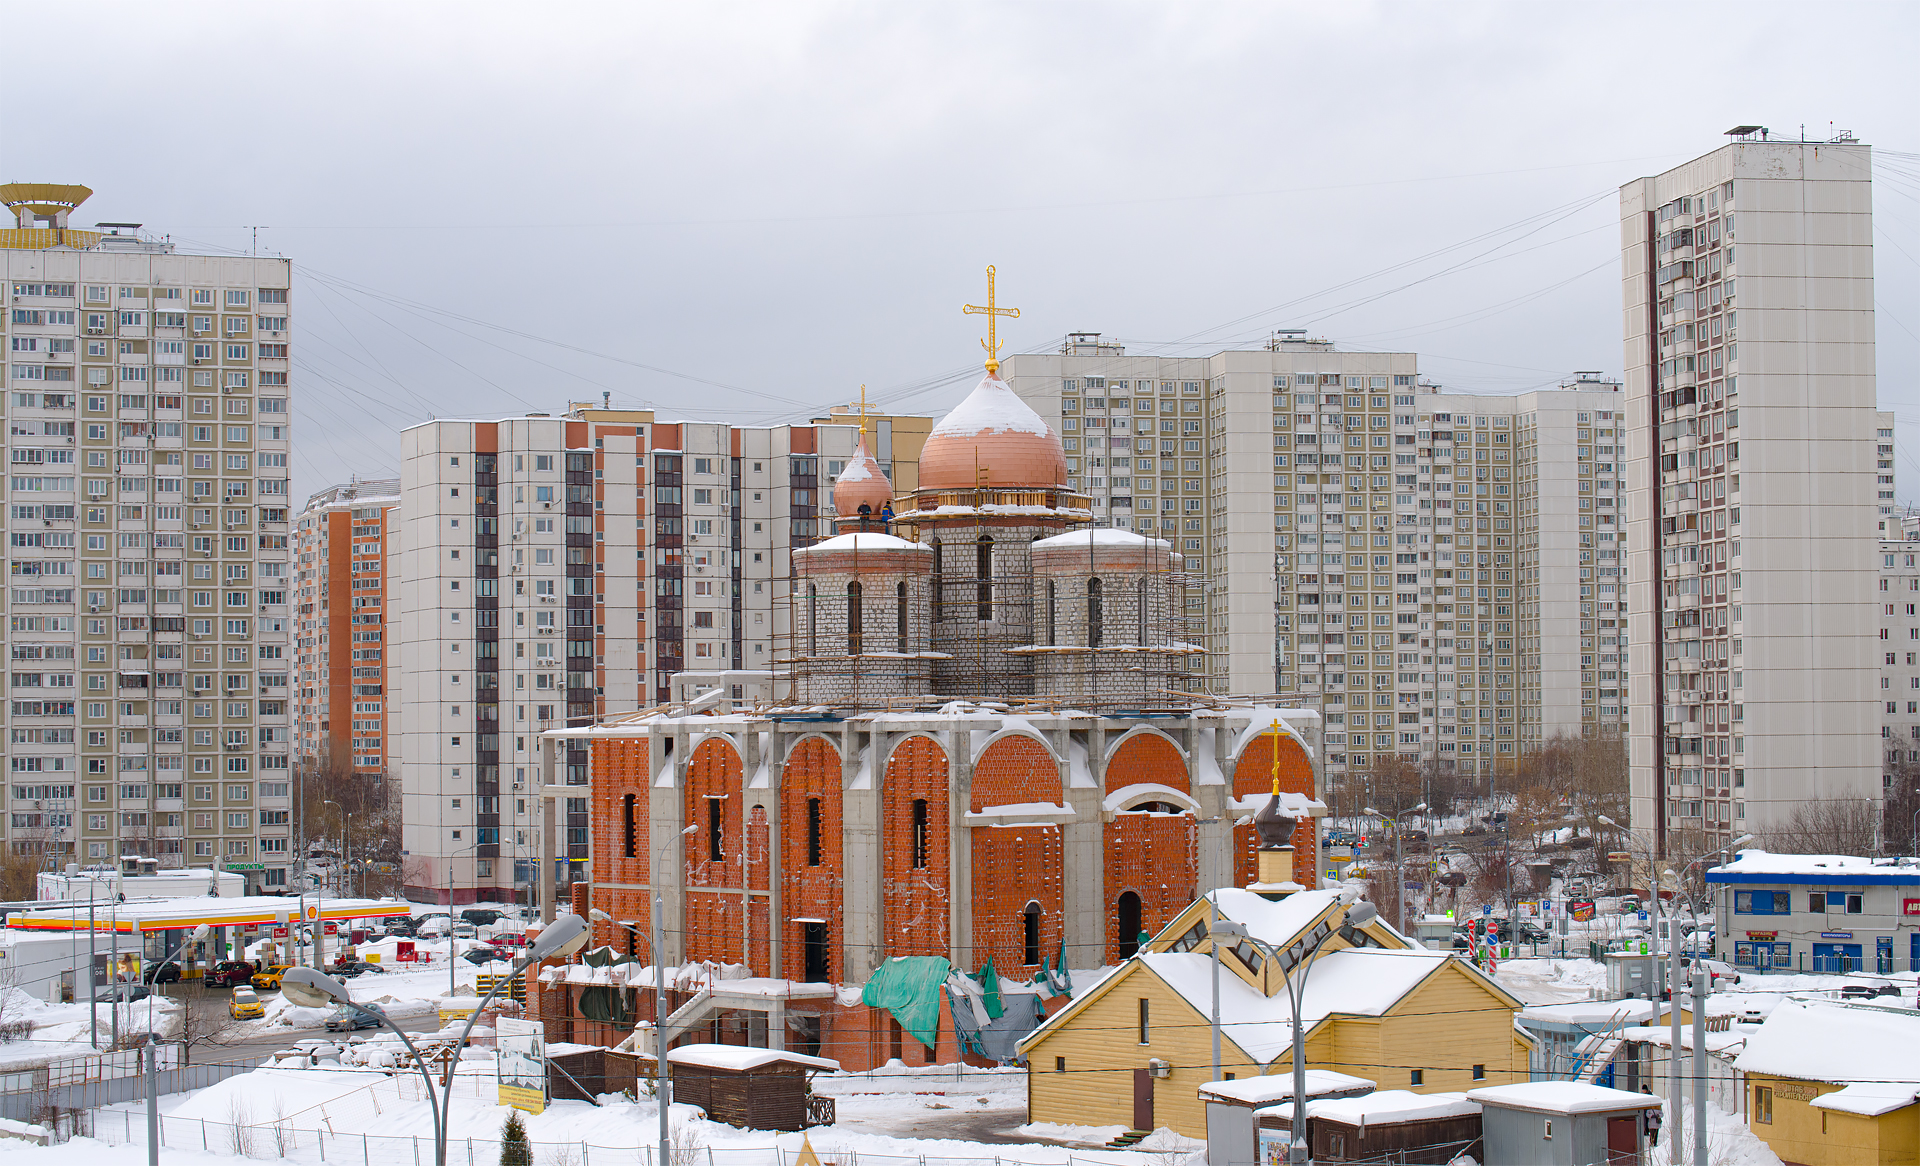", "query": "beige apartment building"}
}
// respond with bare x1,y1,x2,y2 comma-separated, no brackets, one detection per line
1000,341,1623,784
2,184,295,889
1620,132,1881,850
393,403,931,903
